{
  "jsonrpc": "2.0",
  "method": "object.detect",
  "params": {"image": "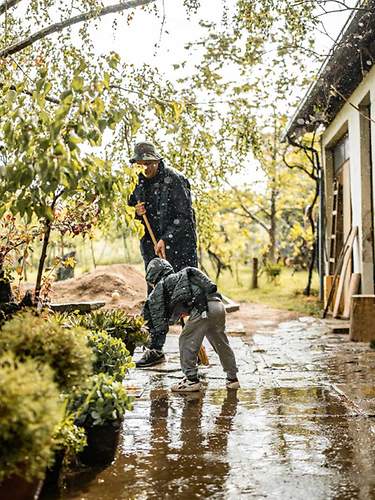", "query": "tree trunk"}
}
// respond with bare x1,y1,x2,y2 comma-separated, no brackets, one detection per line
268,111,278,263
304,239,316,296
304,179,320,296
34,221,52,301
90,239,97,269
269,184,277,262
